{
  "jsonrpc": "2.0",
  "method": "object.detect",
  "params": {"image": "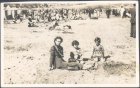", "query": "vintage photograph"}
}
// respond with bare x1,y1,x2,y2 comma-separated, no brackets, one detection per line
1,1,139,87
